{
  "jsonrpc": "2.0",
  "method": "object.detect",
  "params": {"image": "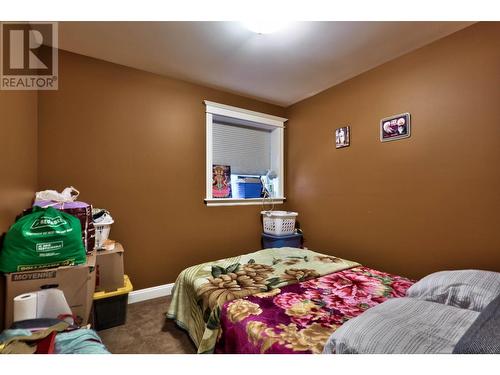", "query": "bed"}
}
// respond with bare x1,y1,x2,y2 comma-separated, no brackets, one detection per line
166,247,413,354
